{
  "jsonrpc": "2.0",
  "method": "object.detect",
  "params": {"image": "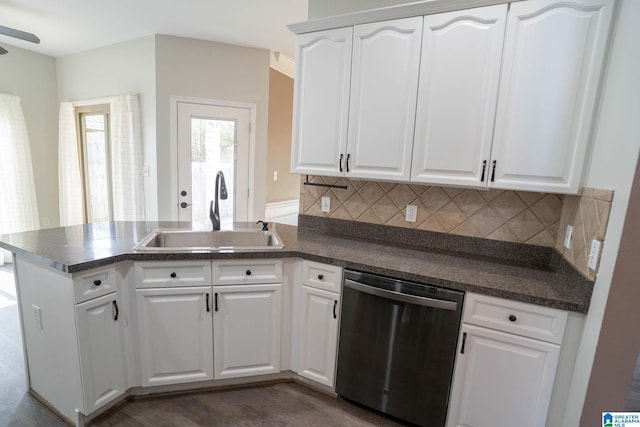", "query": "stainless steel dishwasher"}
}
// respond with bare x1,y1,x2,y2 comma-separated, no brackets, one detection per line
336,270,464,427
